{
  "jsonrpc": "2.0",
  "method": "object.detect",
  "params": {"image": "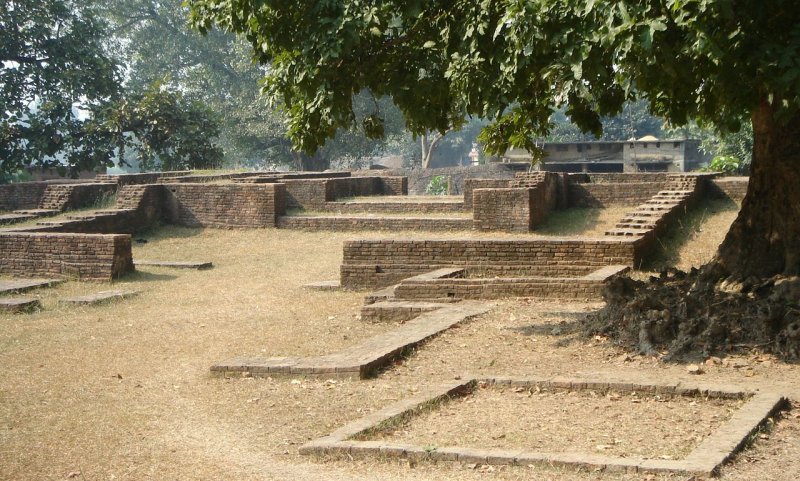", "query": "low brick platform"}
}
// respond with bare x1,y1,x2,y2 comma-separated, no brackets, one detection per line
320,198,465,215
211,301,491,379
0,232,133,281
301,377,788,477
340,238,635,289
60,290,139,306
391,265,629,301
277,215,473,232
0,297,41,313
0,279,64,295
135,260,213,270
